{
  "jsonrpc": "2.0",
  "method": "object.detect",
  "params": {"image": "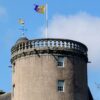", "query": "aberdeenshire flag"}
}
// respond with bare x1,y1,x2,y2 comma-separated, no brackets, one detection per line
34,4,45,14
